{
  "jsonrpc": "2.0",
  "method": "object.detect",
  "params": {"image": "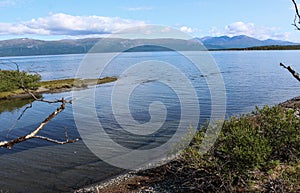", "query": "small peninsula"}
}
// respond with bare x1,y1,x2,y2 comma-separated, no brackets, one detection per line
0,76,117,100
